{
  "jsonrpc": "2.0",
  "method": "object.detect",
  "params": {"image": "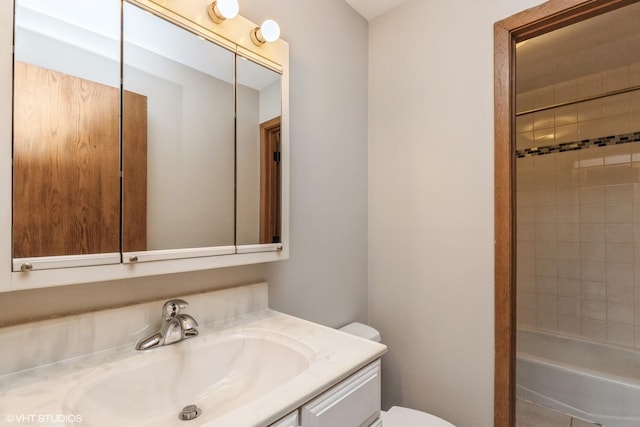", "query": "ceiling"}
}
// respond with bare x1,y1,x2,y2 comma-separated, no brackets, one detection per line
344,0,408,21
